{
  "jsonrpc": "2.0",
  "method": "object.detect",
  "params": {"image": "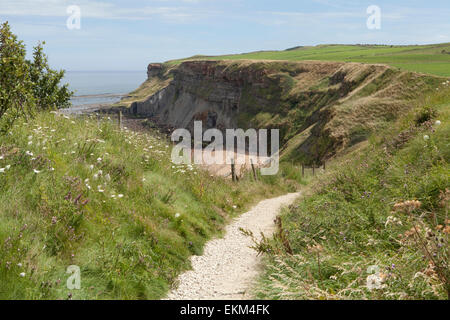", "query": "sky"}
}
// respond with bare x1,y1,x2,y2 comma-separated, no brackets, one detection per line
1,0,449,71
